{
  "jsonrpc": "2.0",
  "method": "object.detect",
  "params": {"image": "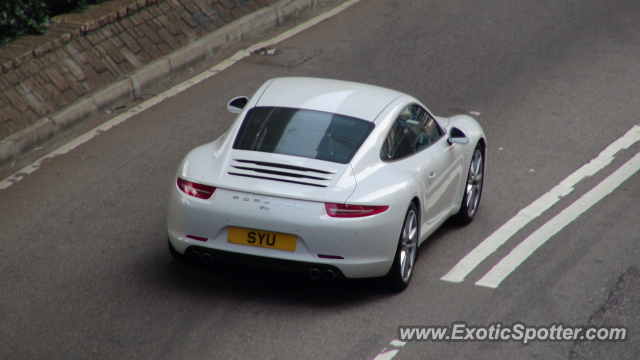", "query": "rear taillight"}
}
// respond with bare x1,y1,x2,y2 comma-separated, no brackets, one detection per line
325,203,389,218
177,178,216,199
